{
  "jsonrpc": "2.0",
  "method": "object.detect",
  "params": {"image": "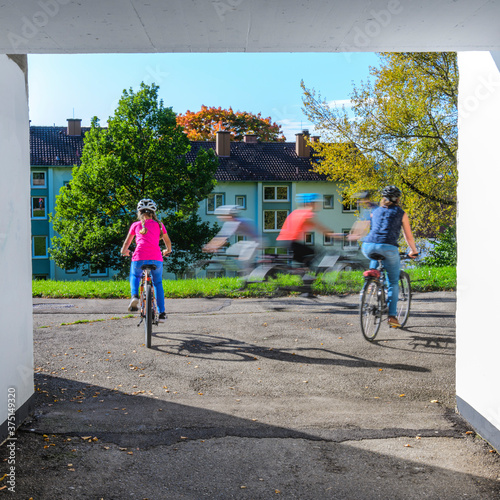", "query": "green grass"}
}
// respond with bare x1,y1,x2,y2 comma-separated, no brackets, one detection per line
32,266,456,299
